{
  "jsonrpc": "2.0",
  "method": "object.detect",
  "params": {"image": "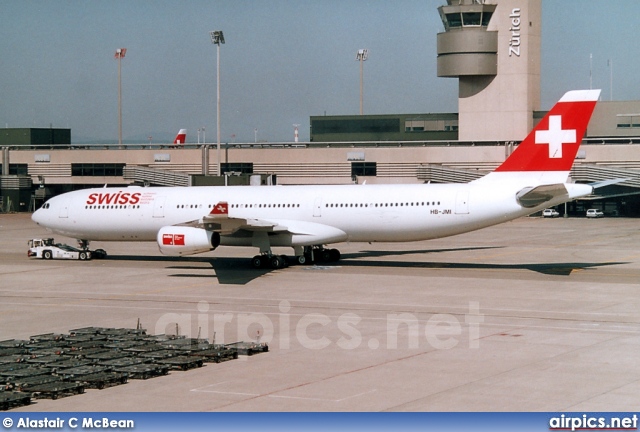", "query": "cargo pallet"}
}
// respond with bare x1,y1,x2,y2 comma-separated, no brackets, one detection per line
123,344,164,354
47,359,92,372
97,357,146,368
0,340,28,349
0,391,31,411
0,348,28,356
159,338,209,352
29,333,65,343
0,355,30,365
6,374,62,392
113,364,169,380
0,366,53,380
58,365,111,380
190,346,239,363
0,362,31,373
73,372,128,390
225,341,269,356
25,354,67,366
63,348,110,359
156,356,205,371
28,382,85,400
